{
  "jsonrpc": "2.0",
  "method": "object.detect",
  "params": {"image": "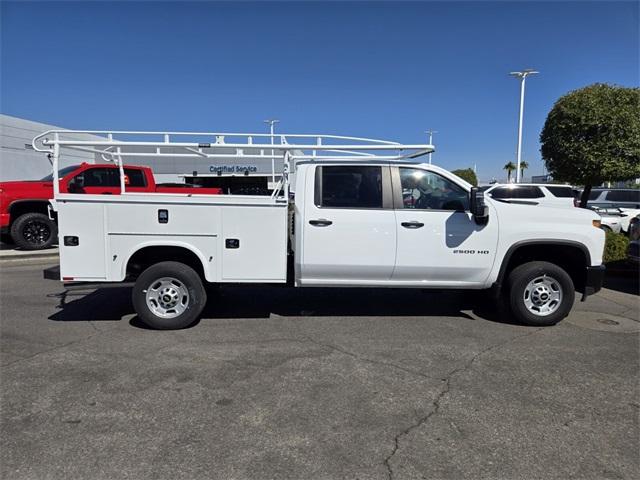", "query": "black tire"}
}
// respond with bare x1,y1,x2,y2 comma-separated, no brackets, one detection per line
132,261,207,330
10,212,57,250
506,261,575,326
